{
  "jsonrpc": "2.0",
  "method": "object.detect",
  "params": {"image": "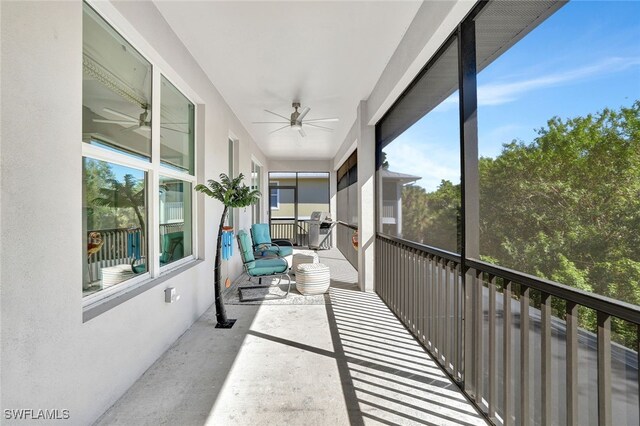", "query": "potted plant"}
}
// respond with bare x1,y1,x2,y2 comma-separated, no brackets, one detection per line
195,173,260,328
